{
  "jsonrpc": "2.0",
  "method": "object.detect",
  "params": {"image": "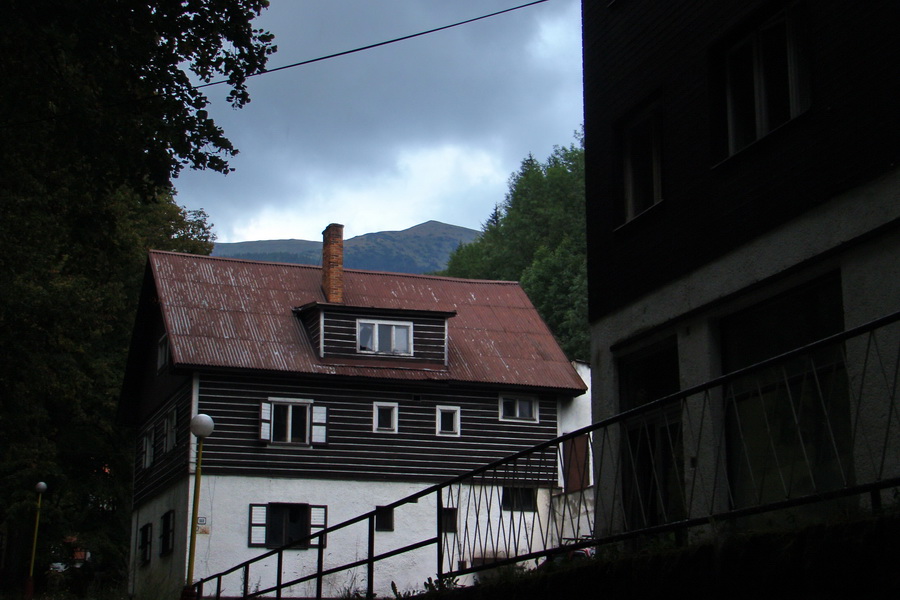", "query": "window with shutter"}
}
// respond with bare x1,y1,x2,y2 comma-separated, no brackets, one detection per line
249,503,327,549
260,398,325,445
